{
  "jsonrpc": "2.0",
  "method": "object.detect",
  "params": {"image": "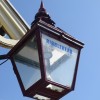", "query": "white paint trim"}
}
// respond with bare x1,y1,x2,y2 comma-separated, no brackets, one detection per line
0,35,18,48
0,0,30,48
